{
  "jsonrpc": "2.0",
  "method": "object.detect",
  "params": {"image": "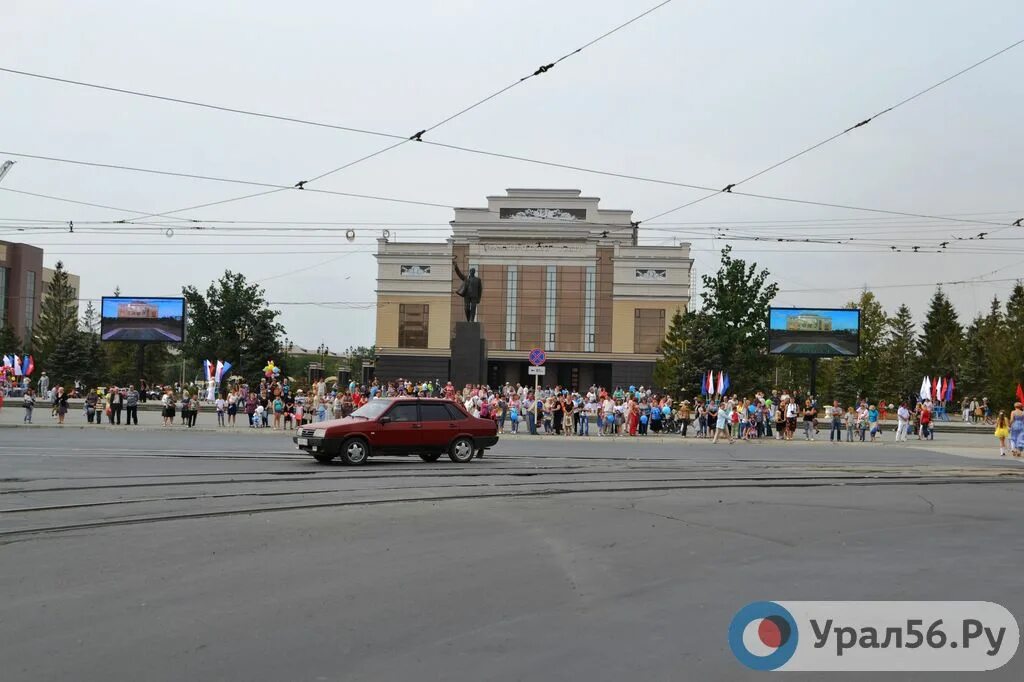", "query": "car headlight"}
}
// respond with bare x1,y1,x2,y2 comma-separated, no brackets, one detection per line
314,429,327,438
